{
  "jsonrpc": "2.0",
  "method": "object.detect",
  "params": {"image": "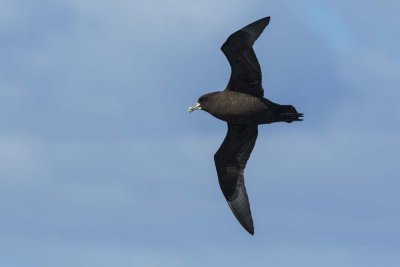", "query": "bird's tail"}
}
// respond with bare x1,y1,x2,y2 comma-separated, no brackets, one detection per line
278,105,304,123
